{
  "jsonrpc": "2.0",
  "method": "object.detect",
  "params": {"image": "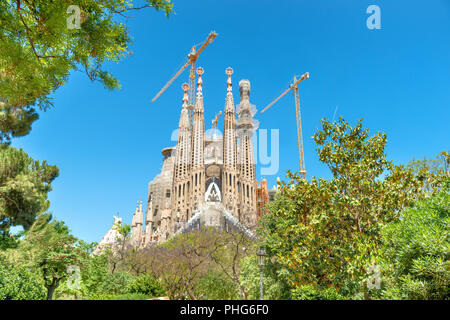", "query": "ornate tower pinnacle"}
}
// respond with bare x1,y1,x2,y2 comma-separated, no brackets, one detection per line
226,67,233,93
182,82,189,106
131,199,143,245
196,67,204,97
239,79,251,103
